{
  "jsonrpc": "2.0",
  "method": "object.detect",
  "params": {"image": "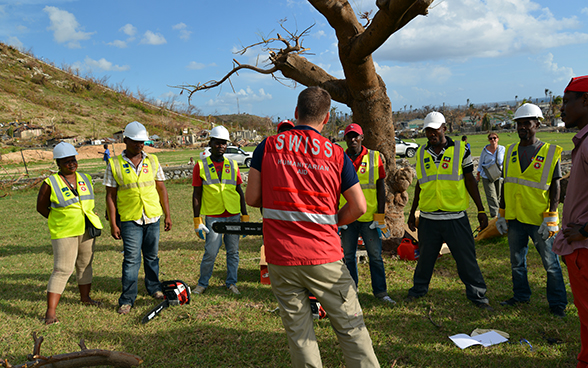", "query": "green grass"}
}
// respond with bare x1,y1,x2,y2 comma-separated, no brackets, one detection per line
0,170,581,367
